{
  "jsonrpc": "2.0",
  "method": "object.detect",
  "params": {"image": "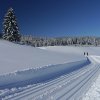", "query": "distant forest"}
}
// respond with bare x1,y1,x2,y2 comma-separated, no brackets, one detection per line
20,35,100,47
